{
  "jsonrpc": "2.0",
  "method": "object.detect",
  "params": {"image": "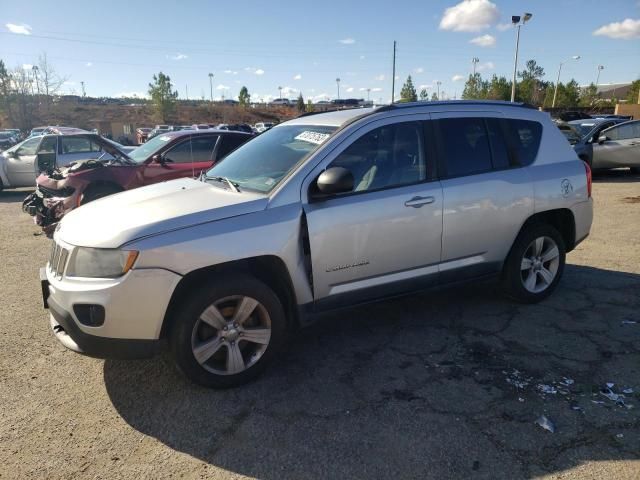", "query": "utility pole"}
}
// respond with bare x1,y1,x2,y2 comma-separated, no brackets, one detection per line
80,81,86,98
472,57,479,77
436,81,441,100
552,56,580,108
391,40,396,104
595,65,604,87
32,66,40,95
185,84,189,100
510,13,533,102
278,86,283,99
336,78,340,100
367,88,371,102
208,73,214,102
